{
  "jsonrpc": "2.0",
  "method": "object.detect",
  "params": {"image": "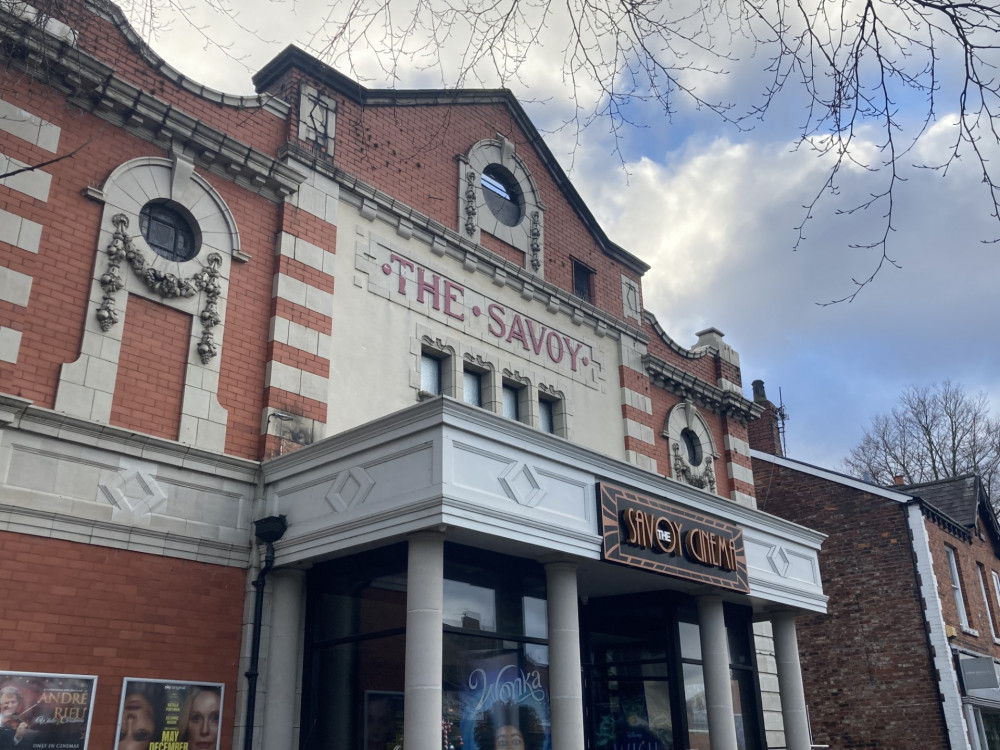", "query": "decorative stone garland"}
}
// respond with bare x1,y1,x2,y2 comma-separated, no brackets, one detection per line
672,441,717,492
96,213,224,364
529,210,542,271
464,169,478,236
